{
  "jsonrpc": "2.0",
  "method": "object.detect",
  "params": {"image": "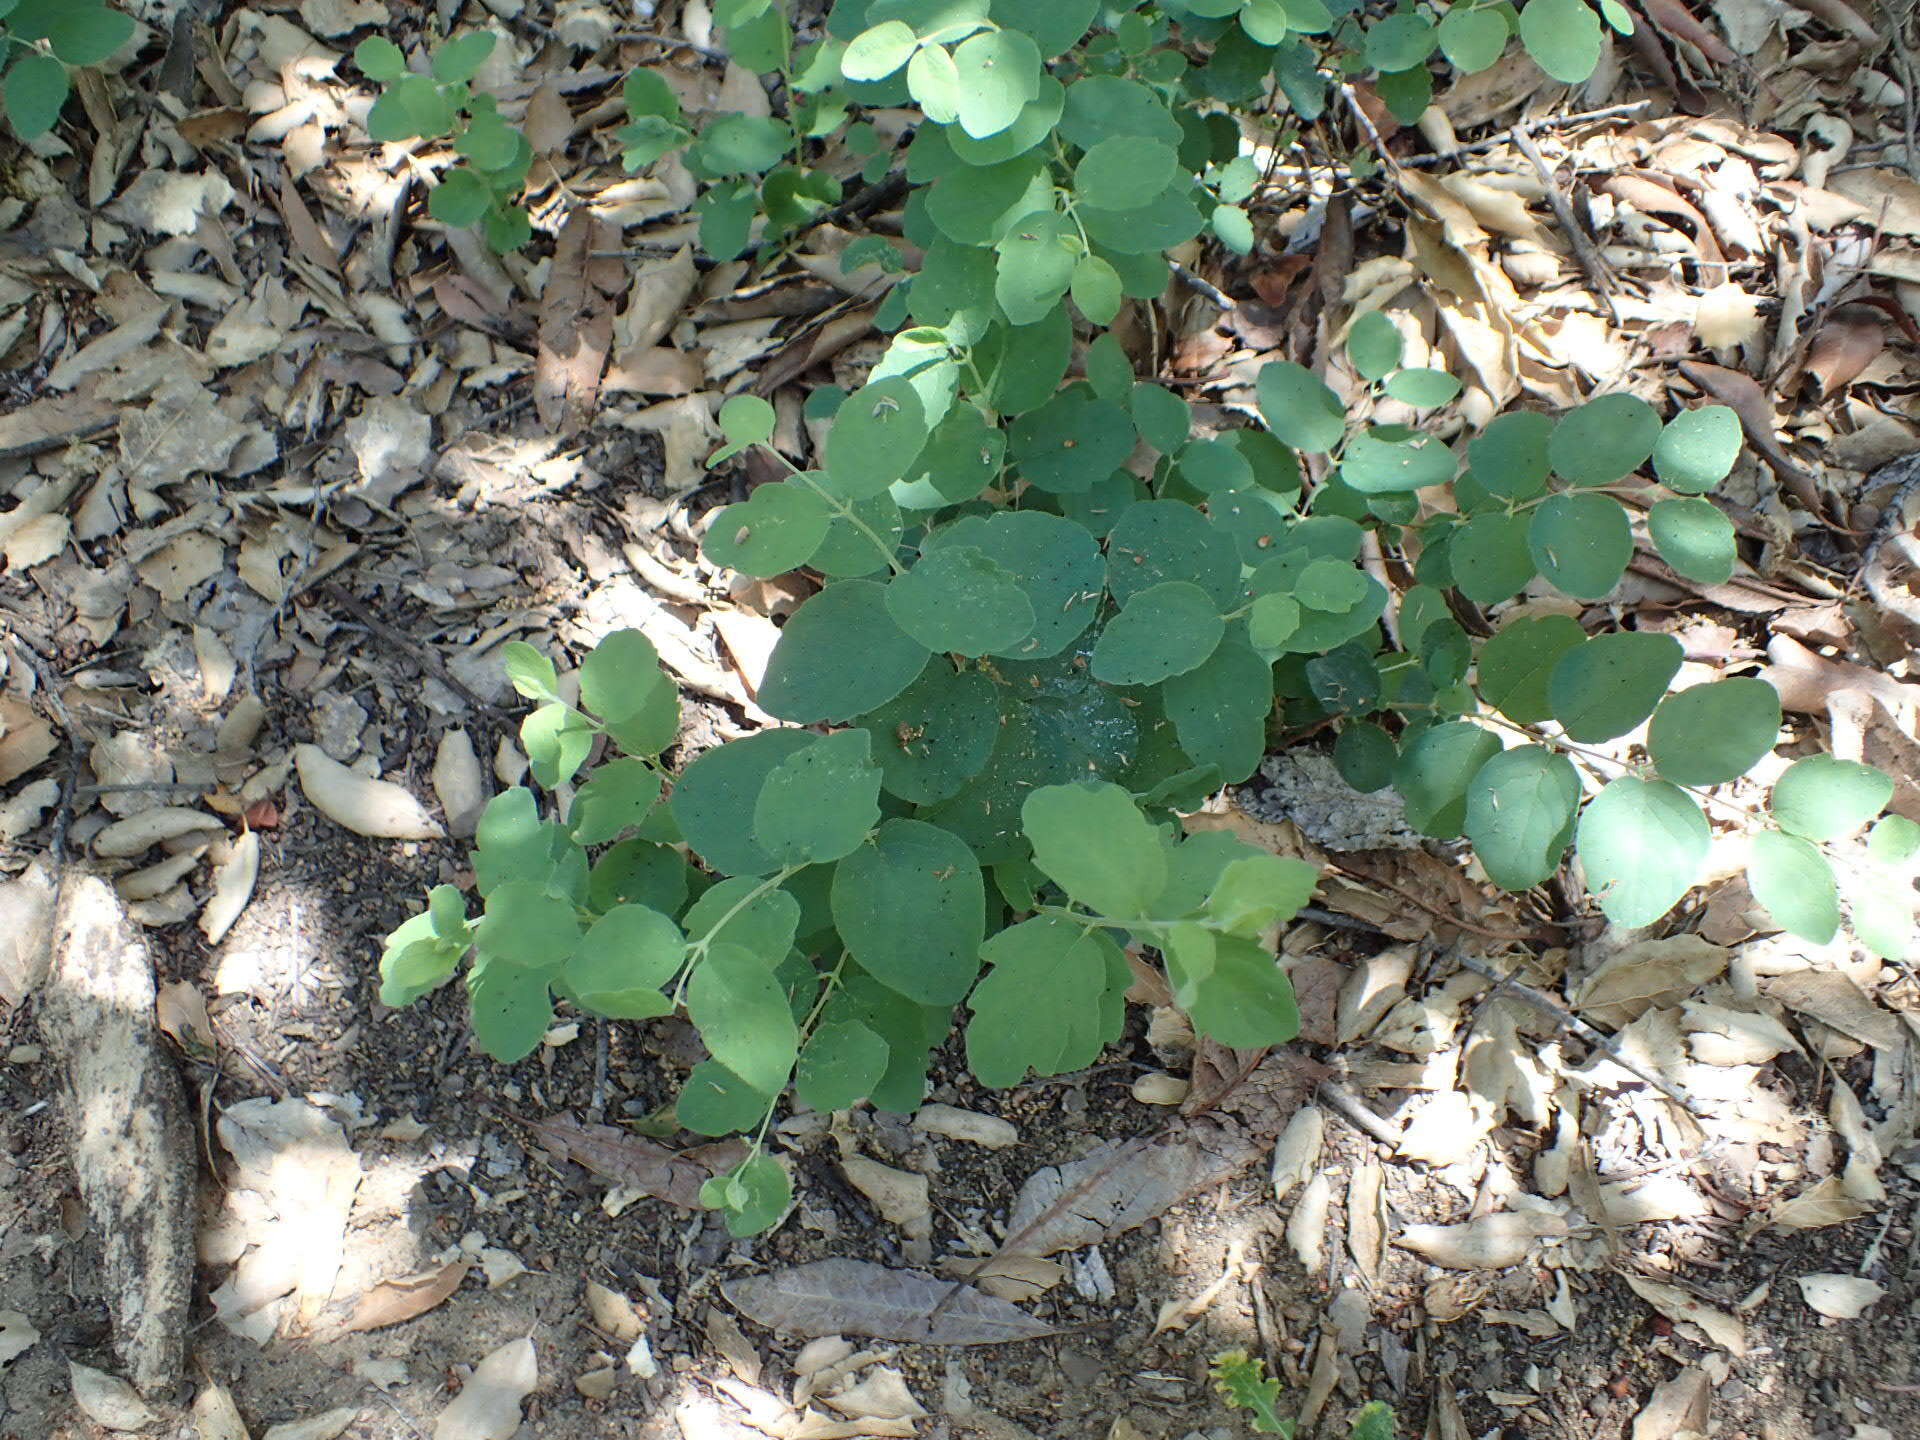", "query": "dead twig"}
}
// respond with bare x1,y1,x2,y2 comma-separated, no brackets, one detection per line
319,582,511,719
1508,124,1619,323
1402,101,1656,167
